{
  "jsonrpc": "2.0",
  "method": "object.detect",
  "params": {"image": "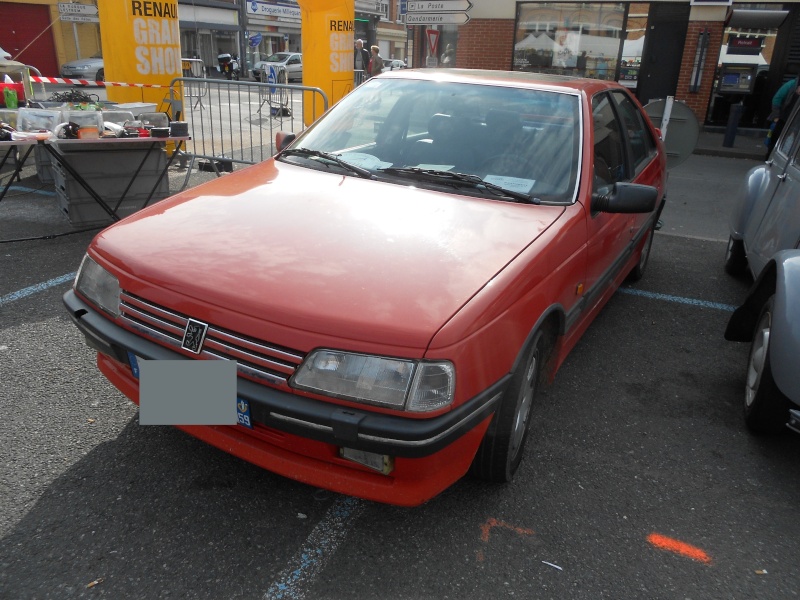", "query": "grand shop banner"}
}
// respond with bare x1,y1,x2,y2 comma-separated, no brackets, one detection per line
98,0,182,106
298,0,355,126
